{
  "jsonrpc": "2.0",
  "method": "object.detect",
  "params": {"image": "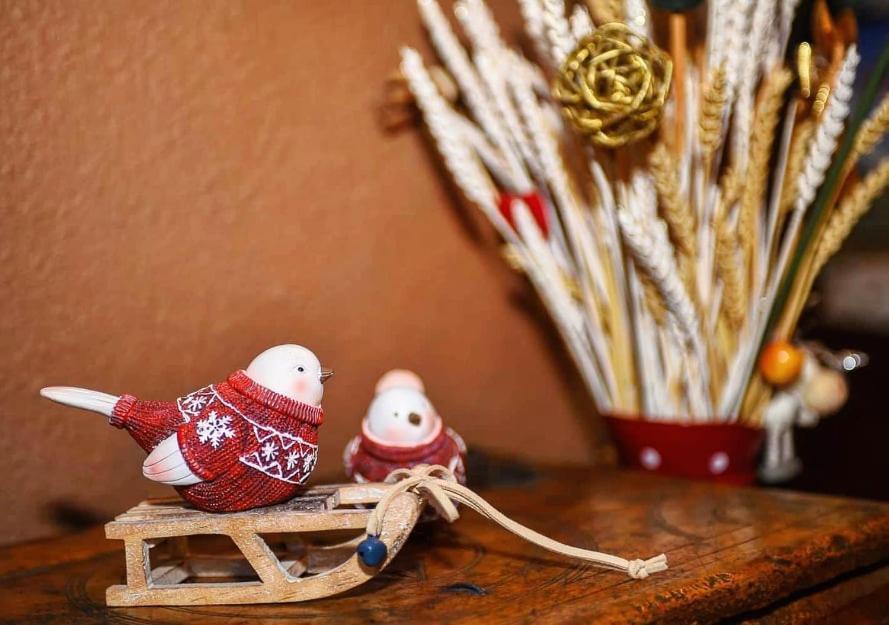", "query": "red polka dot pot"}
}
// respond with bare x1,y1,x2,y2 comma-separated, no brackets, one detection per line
604,415,764,485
